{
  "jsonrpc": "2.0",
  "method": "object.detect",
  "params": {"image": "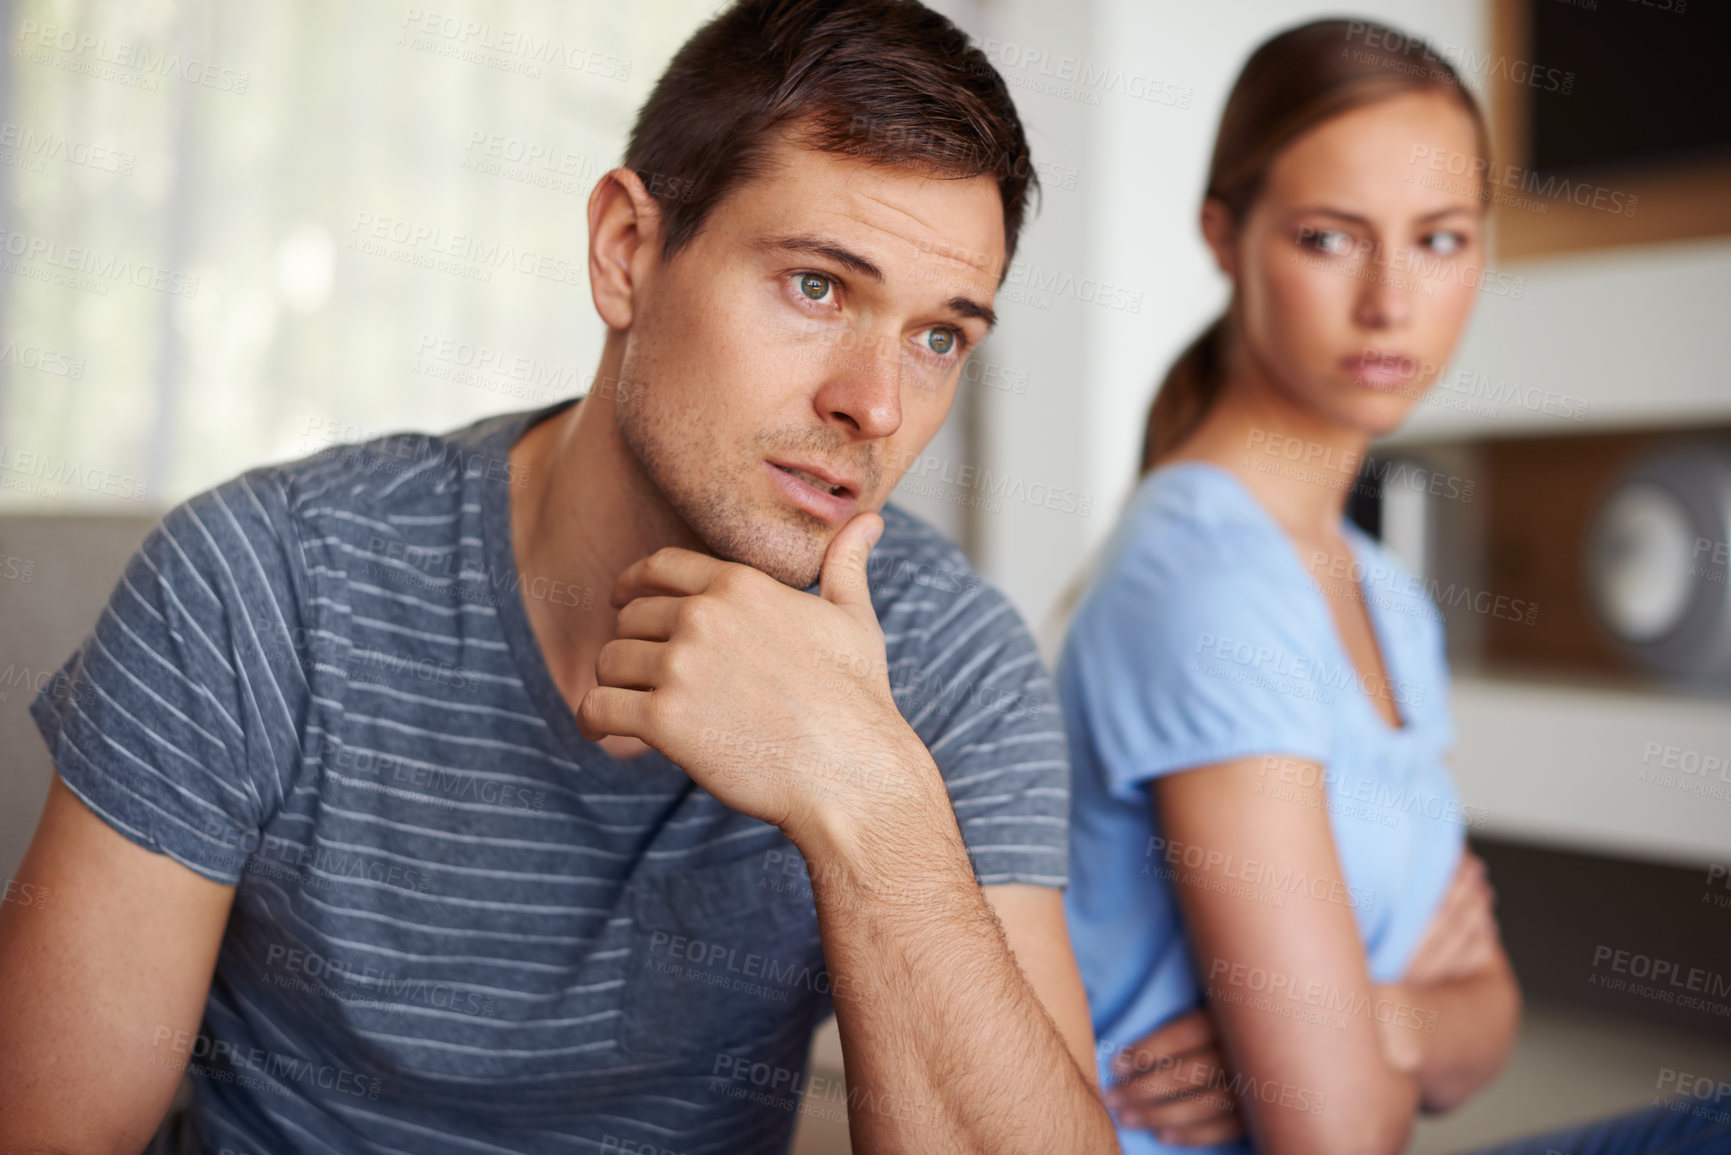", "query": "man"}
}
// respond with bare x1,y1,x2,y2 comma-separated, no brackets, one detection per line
0,1,1116,1151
